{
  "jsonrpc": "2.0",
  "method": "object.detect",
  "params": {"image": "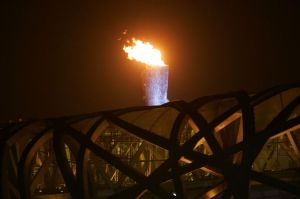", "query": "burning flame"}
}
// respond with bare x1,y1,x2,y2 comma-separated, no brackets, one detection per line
123,38,167,67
